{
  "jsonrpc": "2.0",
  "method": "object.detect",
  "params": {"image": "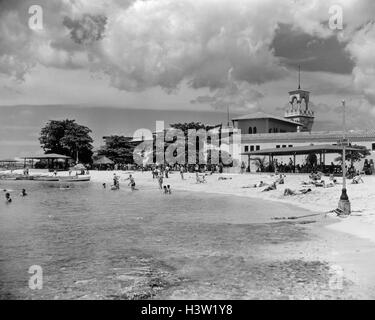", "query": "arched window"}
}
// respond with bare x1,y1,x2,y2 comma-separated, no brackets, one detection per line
248,127,253,134
253,127,257,134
